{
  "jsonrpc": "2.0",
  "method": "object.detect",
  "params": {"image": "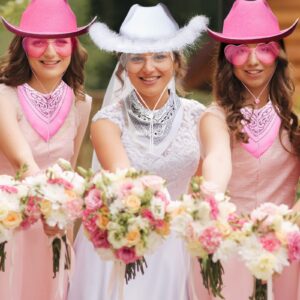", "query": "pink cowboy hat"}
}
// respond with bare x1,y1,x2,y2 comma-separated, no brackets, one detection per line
208,0,298,44
1,0,96,38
